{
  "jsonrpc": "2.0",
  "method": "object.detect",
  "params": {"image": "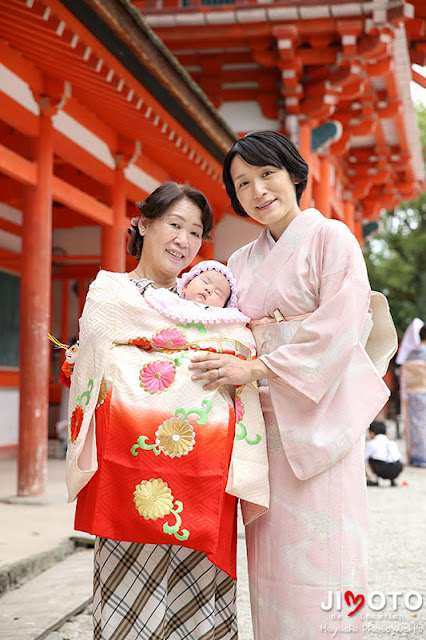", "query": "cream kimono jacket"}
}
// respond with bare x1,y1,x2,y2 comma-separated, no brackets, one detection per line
66,271,269,524
228,208,392,481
